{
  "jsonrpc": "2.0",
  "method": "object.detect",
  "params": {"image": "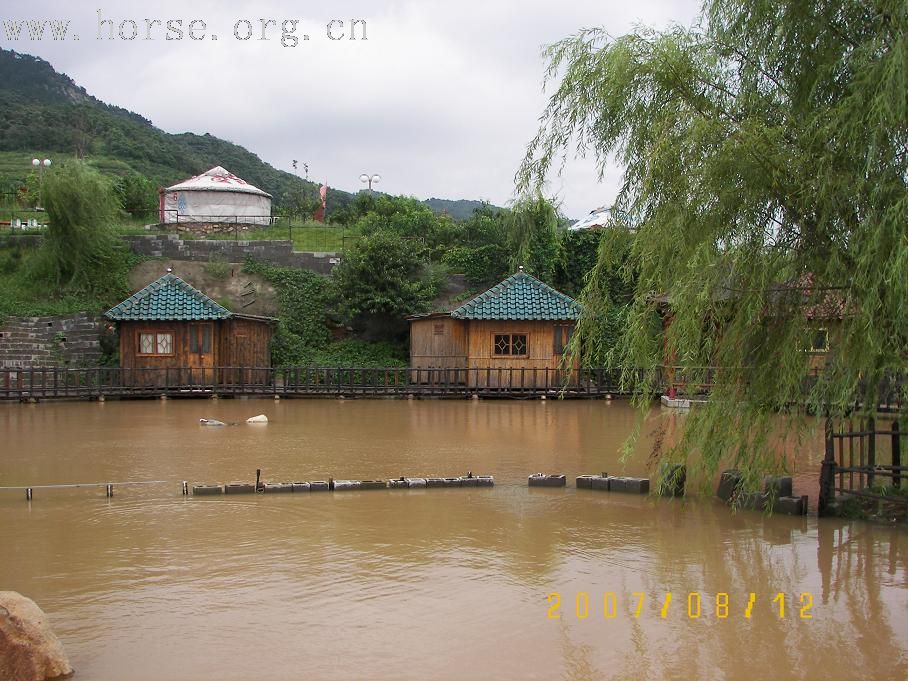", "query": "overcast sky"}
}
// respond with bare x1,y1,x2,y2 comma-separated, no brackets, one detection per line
4,1,701,218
